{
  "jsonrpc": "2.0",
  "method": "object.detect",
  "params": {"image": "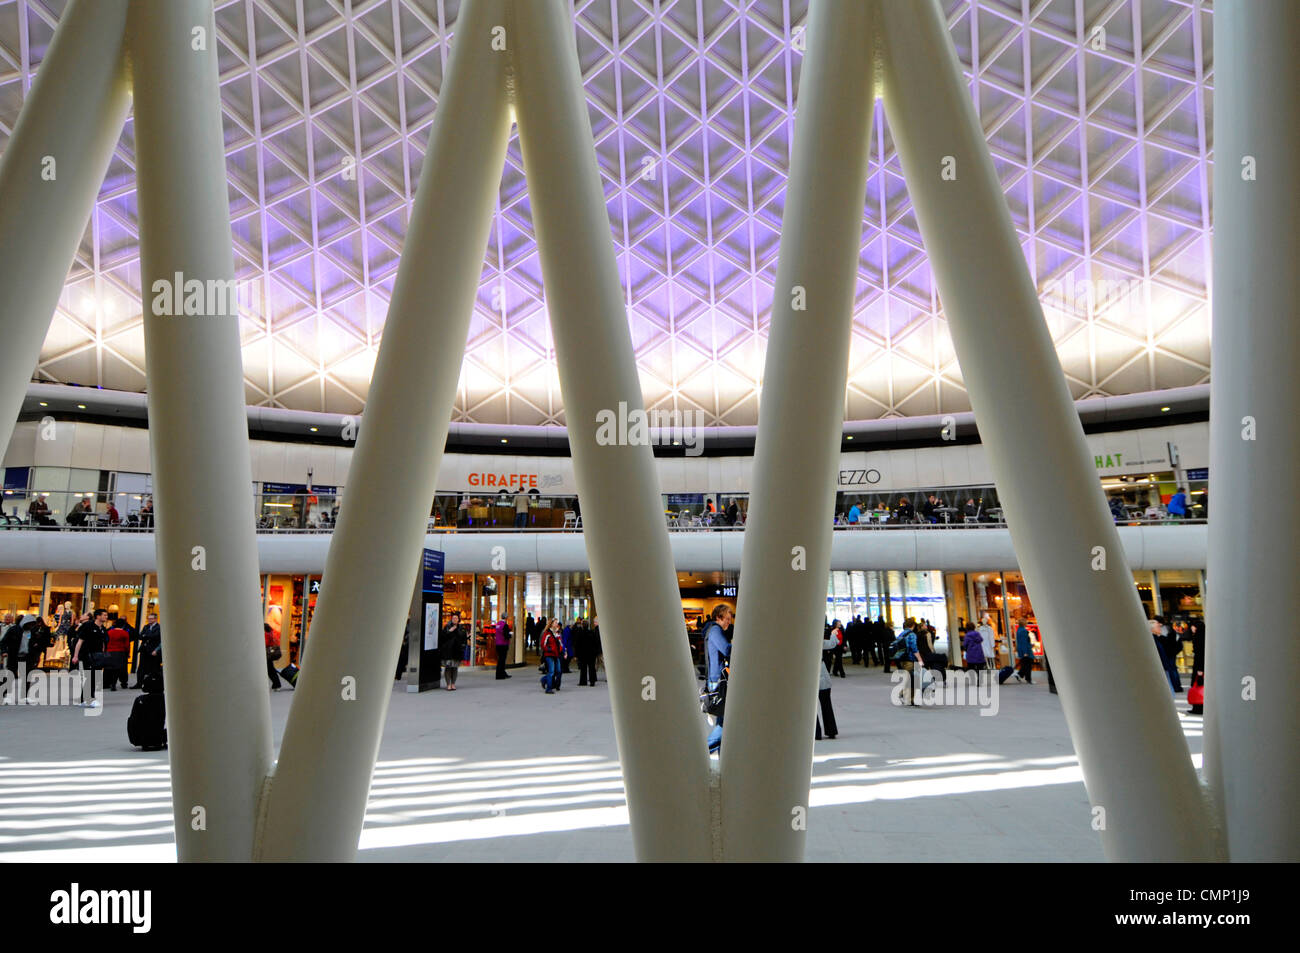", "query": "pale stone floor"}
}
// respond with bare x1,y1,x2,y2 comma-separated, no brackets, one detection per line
0,661,1204,862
